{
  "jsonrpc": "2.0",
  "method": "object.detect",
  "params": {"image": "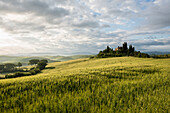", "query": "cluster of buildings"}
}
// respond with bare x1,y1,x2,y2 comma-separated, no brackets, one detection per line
115,42,134,52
